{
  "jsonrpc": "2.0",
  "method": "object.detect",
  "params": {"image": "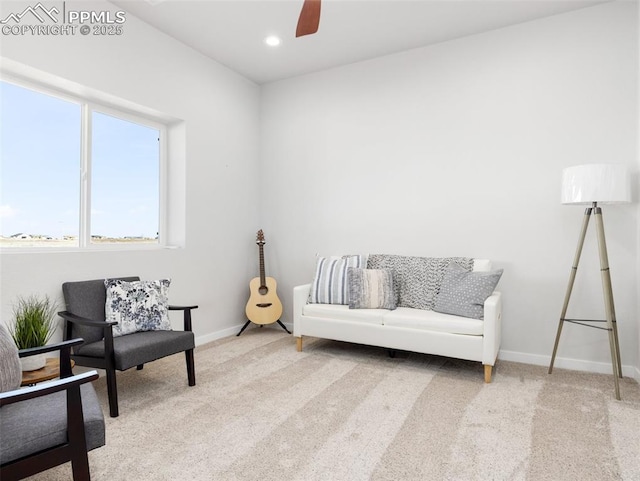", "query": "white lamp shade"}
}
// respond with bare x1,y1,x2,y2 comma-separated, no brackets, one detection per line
561,164,631,205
